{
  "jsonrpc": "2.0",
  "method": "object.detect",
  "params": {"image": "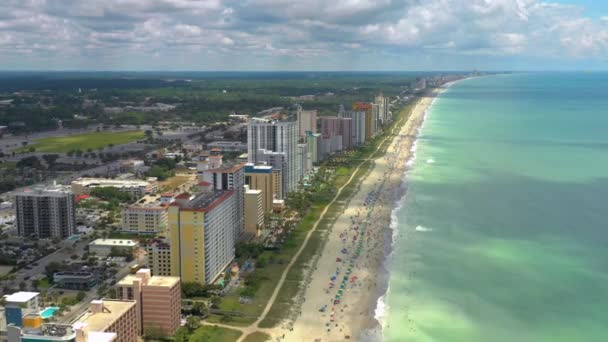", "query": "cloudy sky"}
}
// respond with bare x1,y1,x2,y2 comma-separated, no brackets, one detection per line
0,0,607,71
